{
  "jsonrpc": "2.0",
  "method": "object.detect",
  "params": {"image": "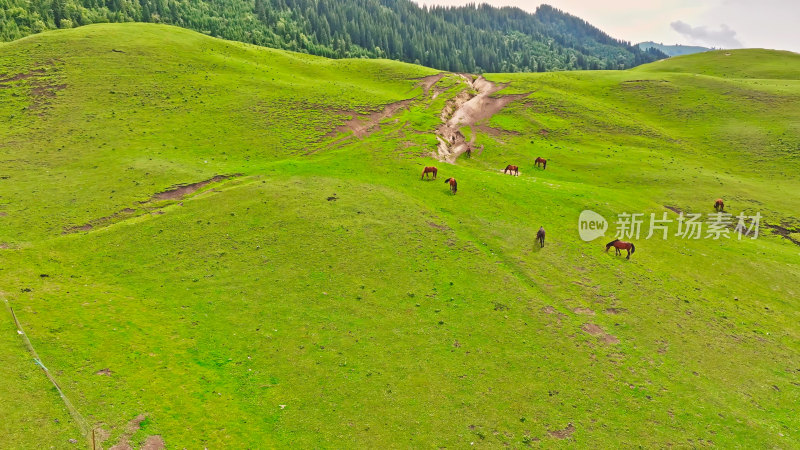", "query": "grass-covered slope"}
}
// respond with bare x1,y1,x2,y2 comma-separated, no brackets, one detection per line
635,48,800,79
1,24,798,448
